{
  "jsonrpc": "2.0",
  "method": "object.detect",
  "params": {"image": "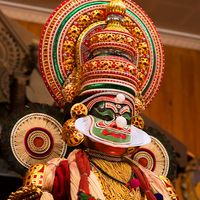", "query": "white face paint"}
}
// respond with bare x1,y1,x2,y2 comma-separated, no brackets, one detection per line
75,116,151,147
